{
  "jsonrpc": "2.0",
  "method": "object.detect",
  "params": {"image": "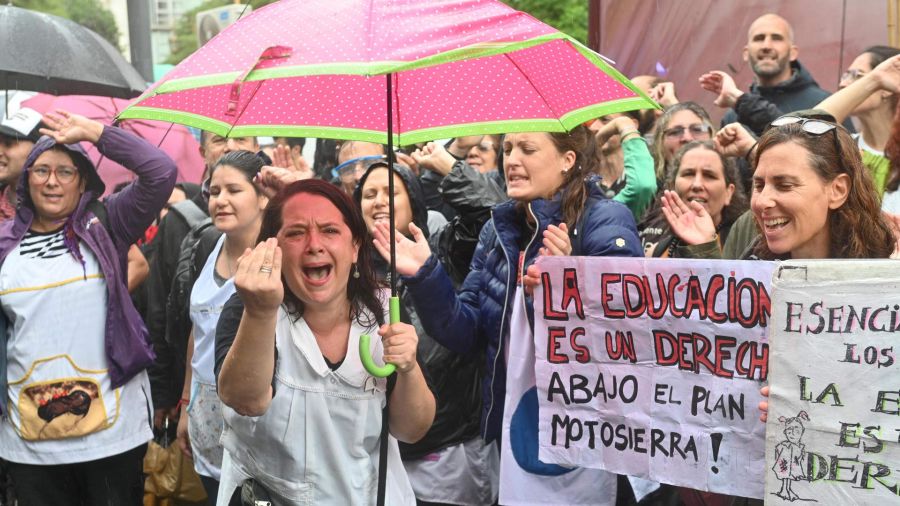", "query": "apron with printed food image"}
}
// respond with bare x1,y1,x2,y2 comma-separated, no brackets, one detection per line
0,236,152,465
10,355,117,441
